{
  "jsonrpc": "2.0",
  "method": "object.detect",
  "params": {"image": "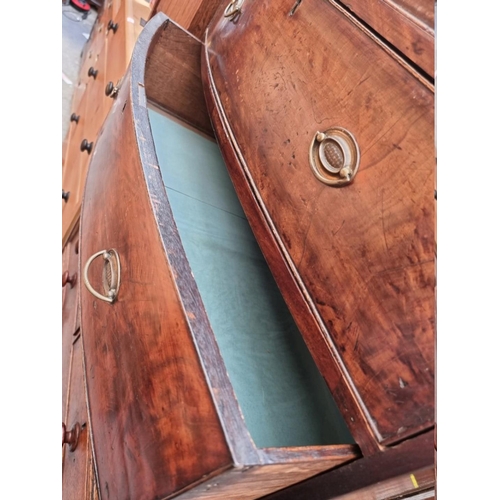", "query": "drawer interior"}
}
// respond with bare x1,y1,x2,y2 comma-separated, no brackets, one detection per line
148,106,354,448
